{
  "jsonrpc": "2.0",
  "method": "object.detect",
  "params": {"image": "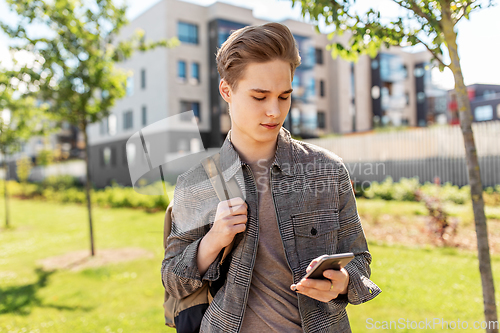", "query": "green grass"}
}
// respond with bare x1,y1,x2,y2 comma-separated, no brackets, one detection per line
1,198,499,332
0,198,174,333
356,197,500,225
348,243,500,332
